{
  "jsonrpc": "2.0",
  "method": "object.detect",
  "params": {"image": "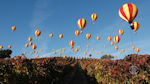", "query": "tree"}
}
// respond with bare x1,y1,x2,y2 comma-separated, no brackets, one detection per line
0,49,12,58
101,54,114,59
